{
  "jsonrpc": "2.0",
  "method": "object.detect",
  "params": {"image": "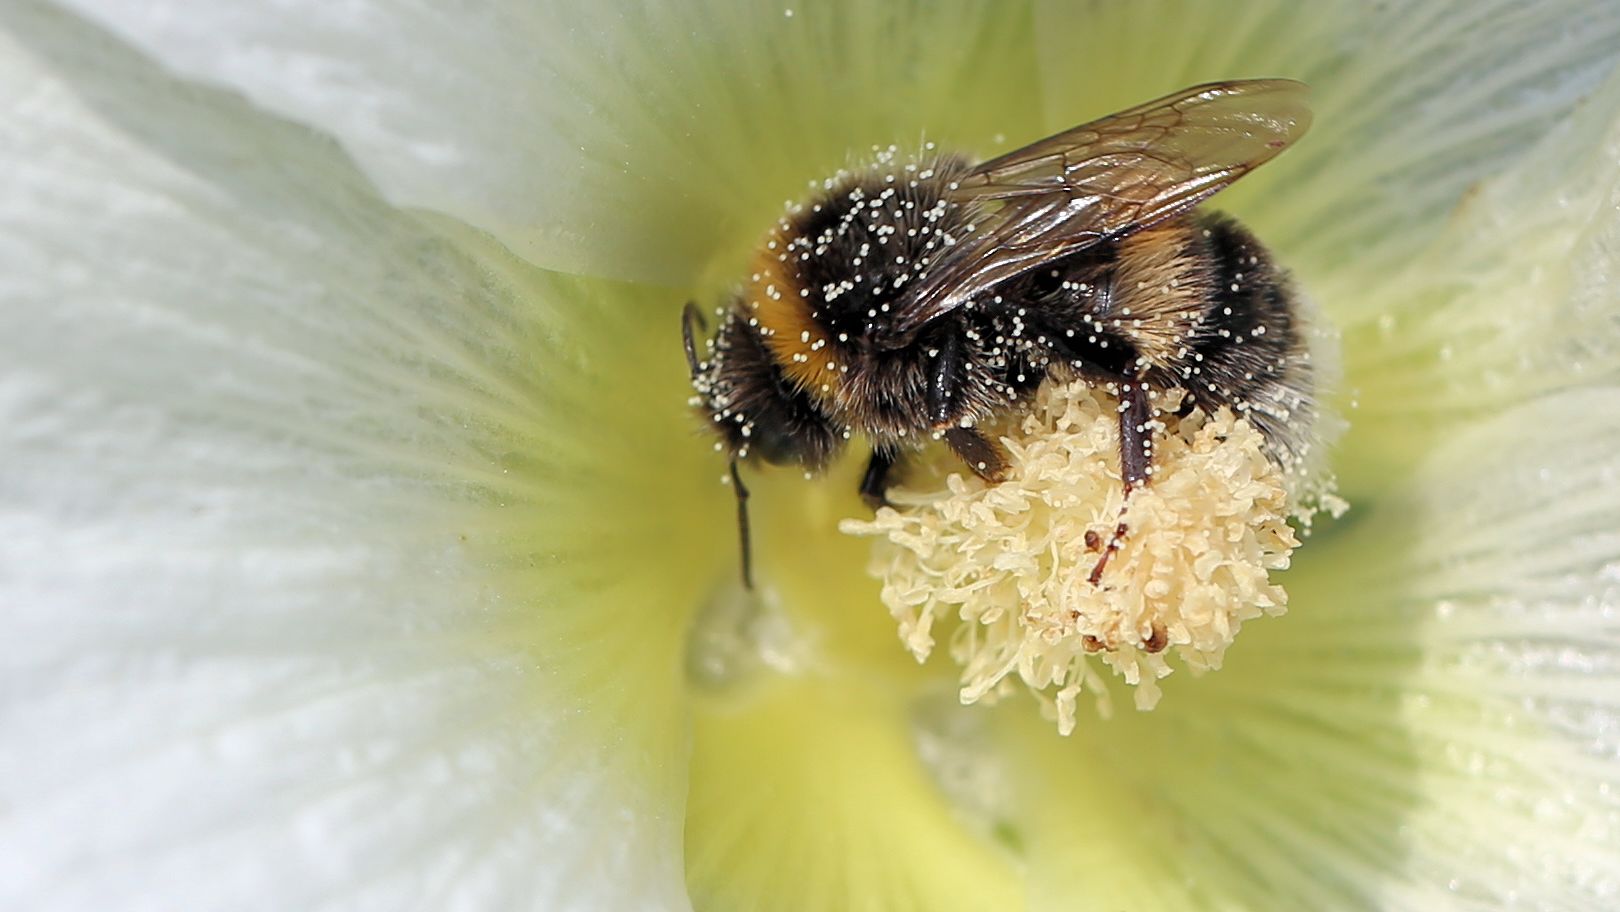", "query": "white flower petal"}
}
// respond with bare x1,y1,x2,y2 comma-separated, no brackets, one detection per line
1331,61,1620,496
0,9,711,910
52,0,1050,285
1366,387,1620,908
